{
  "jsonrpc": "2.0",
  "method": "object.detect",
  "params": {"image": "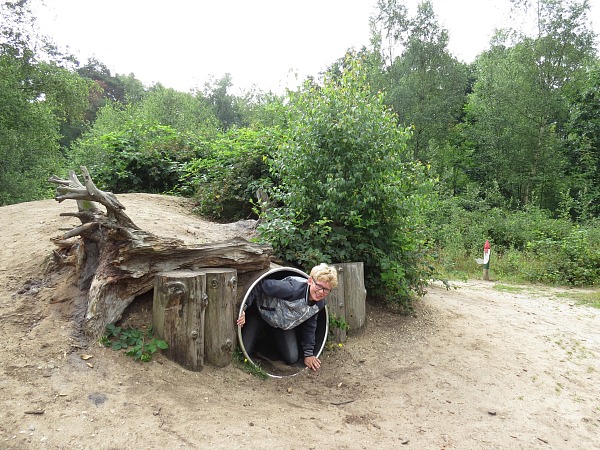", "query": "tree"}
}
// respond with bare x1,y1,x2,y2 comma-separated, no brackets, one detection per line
77,58,126,103
67,85,221,194
202,74,245,130
563,61,600,220
0,0,91,205
463,0,596,211
259,56,434,307
371,0,468,163
138,85,219,135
